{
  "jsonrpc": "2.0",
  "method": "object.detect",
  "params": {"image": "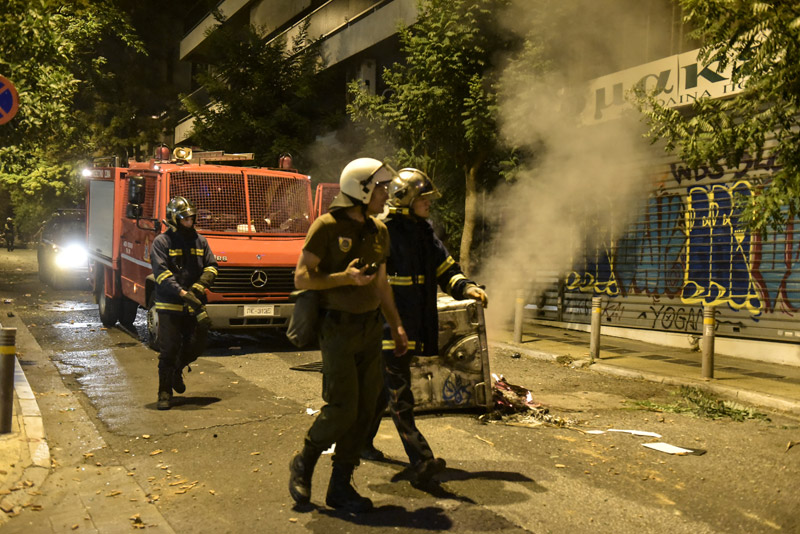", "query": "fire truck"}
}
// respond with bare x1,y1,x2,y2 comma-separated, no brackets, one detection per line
84,148,312,349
